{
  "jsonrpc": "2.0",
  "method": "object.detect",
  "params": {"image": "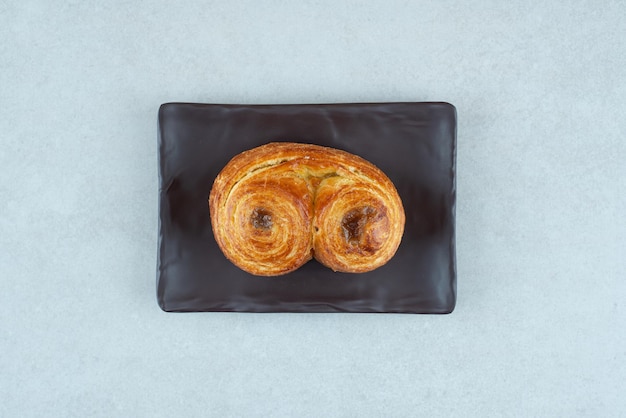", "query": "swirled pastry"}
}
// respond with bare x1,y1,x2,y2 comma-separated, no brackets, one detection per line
209,142,405,276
